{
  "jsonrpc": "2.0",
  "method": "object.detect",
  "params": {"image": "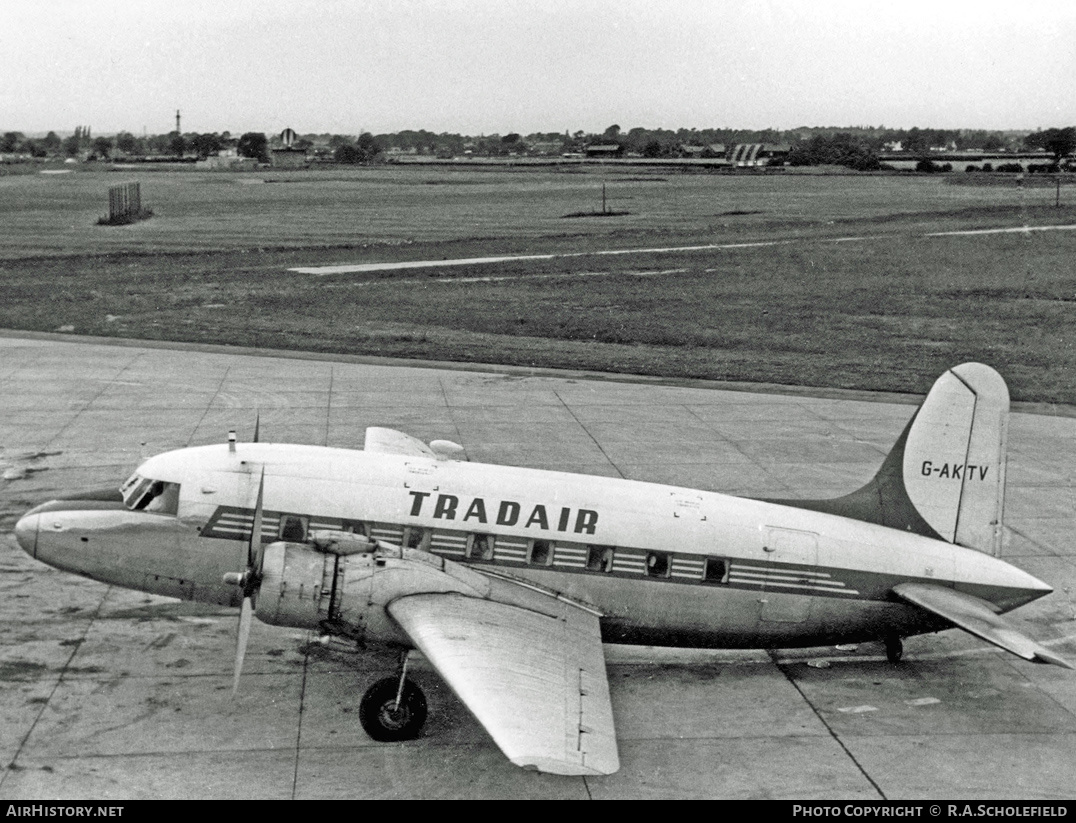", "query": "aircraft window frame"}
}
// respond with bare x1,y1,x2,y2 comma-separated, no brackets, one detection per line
703,557,730,584
143,482,180,515
646,551,671,578
528,539,554,566
403,527,431,551
468,533,494,561
340,519,370,537
278,515,308,542
585,545,616,573
123,476,180,515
